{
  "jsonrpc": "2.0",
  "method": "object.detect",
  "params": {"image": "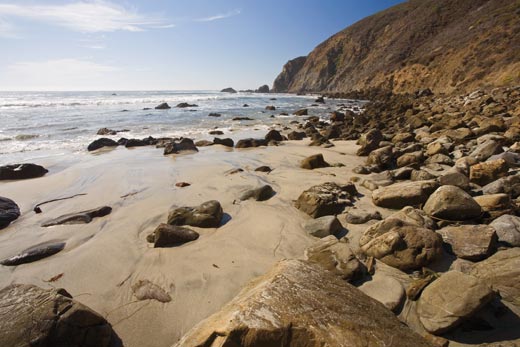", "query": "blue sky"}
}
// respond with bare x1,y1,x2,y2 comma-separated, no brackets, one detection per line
0,0,404,91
